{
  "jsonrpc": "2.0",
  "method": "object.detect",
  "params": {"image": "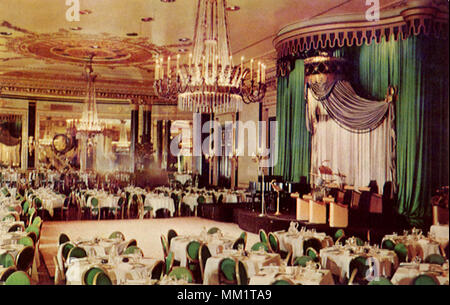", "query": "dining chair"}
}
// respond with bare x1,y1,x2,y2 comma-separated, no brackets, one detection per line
239,232,247,250
160,234,169,259
218,258,237,285
7,223,25,233
165,251,175,275
15,246,35,273
232,237,246,251
258,229,269,246
381,239,396,251
0,266,17,282
424,254,446,265
236,260,249,285
302,237,322,255
123,246,144,257
368,277,393,285
251,242,269,252
348,256,369,285
4,271,31,285
207,227,220,234
268,232,279,253
93,271,113,285
52,256,64,285
305,247,320,263
82,266,106,285
67,246,88,260
18,236,34,247
186,240,201,283
271,278,295,285
412,274,439,285
334,229,346,244
25,224,40,240
167,229,178,247
0,252,15,268
108,231,125,241
293,256,313,267
168,266,194,283
124,239,138,249
394,243,408,262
